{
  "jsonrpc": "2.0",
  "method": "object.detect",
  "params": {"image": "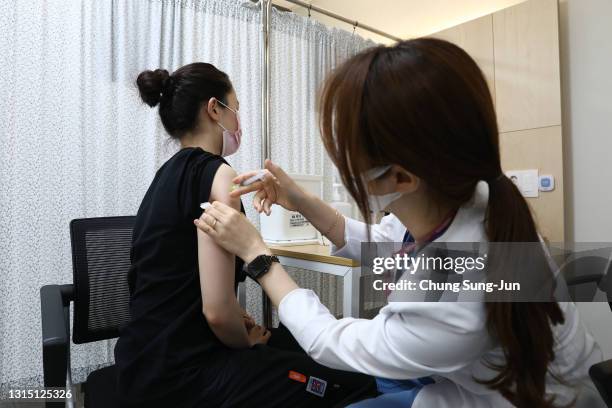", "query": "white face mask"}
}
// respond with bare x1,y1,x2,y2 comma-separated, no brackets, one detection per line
362,165,403,213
